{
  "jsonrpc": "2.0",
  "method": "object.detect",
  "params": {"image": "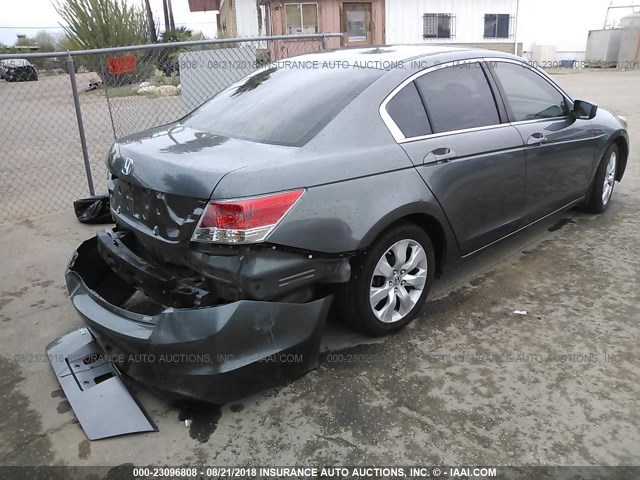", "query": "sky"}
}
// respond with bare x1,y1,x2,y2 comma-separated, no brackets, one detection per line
0,0,219,46
1,0,638,48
